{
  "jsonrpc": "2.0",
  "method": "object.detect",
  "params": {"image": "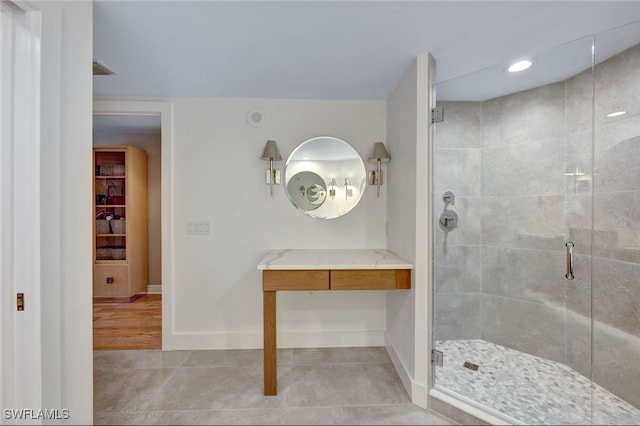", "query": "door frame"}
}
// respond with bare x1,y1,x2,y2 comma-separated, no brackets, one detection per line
1,0,43,413
92,99,174,350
